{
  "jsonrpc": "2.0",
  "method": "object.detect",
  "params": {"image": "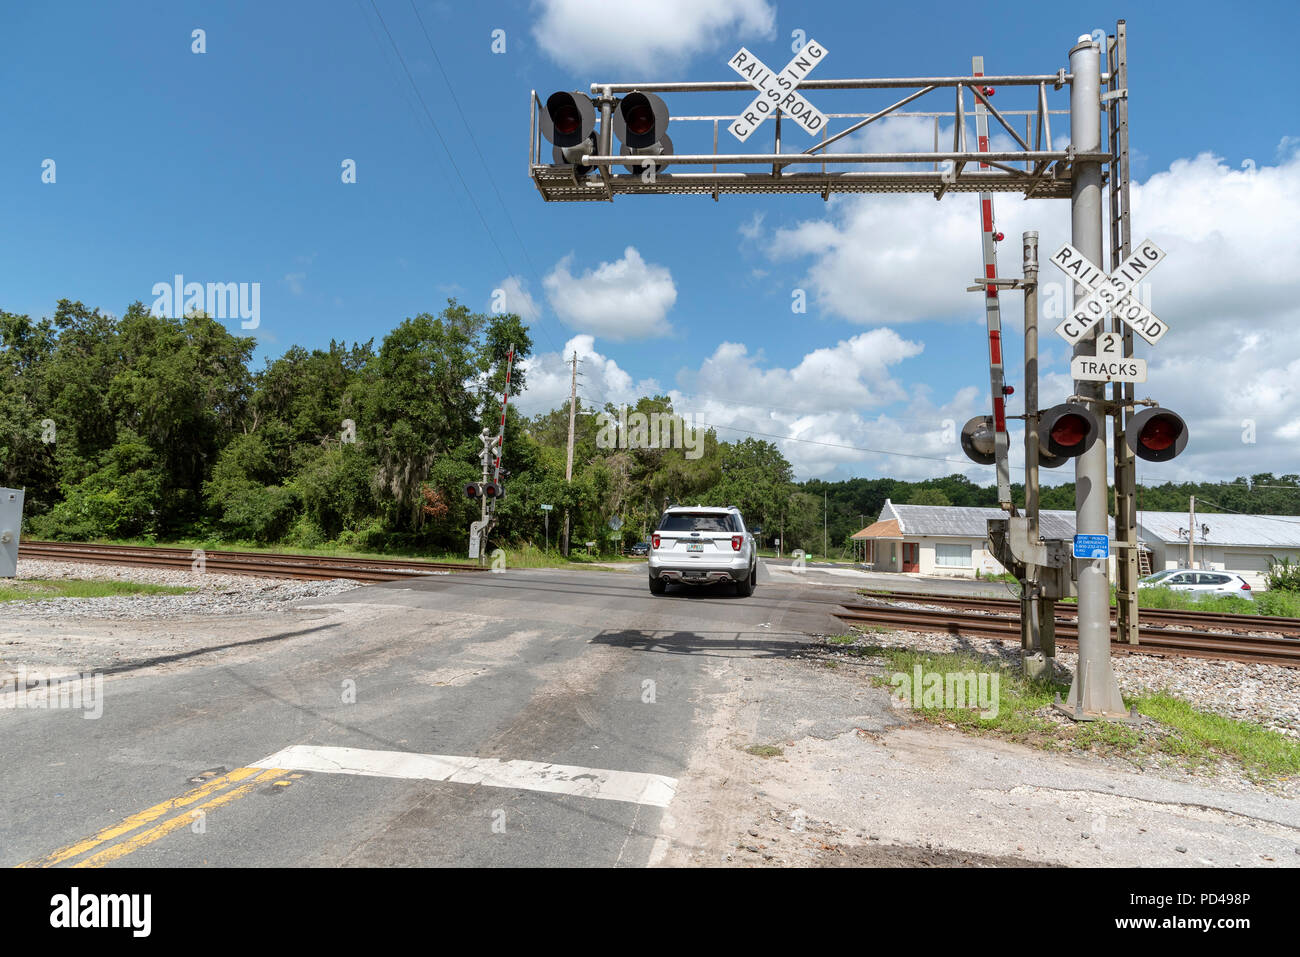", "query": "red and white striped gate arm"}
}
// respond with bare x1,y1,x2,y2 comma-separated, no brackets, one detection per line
492,345,515,485
973,55,1013,508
